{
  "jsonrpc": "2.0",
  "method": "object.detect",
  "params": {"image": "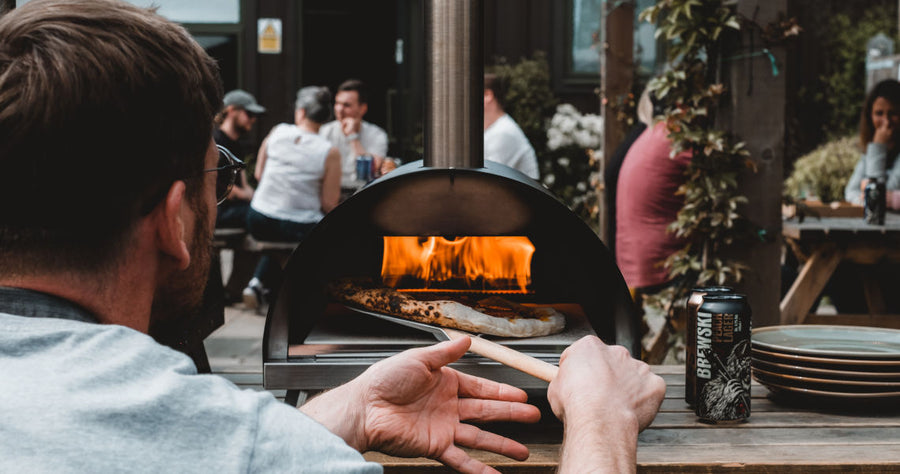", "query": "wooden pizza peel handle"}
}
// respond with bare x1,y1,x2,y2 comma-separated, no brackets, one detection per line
443,328,559,382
